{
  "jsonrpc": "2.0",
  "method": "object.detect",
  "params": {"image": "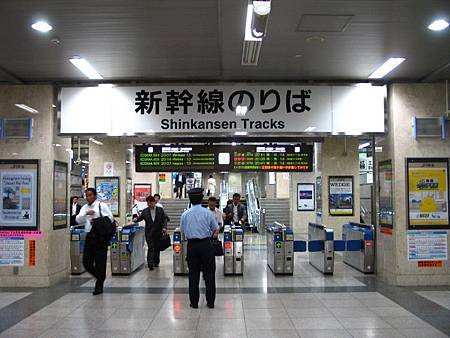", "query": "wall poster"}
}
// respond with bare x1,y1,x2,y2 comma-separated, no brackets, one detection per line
407,158,449,230
53,161,68,230
378,160,394,234
133,183,152,211
0,237,25,266
407,231,448,261
329,176,354,216
0,160,39,230
297,183,315,211
95,176,120,217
